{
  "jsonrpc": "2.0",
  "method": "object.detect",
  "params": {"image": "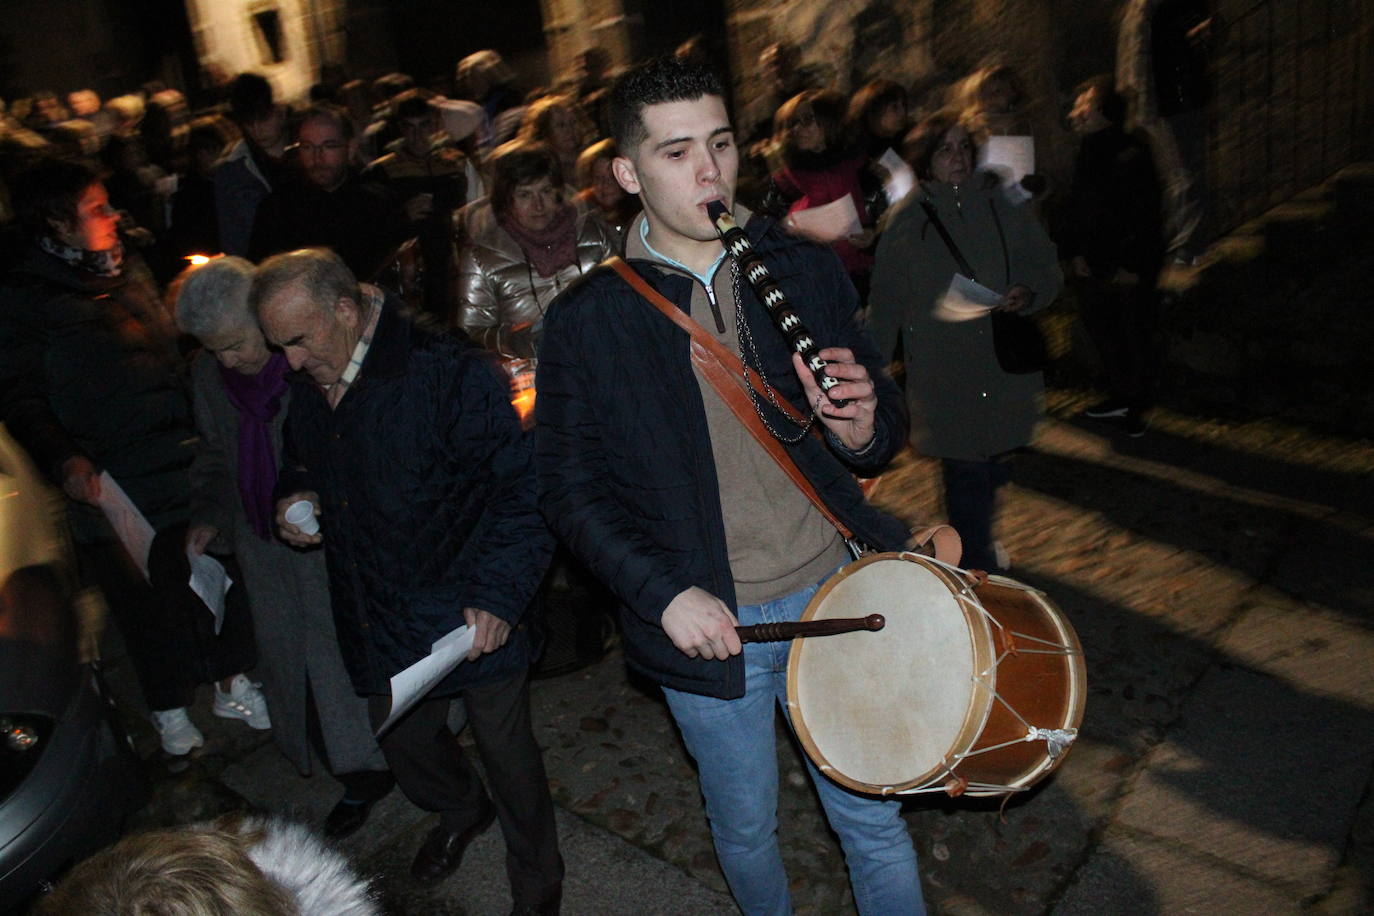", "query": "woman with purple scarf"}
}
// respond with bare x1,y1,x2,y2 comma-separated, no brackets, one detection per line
176,258,393,840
